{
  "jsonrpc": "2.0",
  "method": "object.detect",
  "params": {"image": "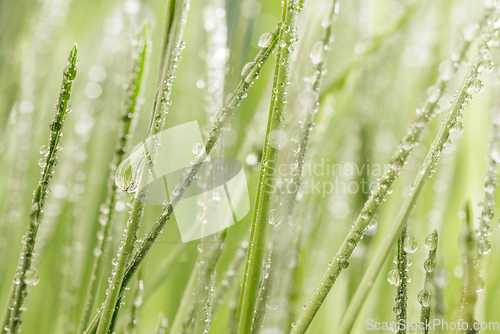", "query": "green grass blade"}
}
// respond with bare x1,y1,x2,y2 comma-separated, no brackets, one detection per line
394,227,409,334
236,1,300,333
419,229,438,334
1,44,78,334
